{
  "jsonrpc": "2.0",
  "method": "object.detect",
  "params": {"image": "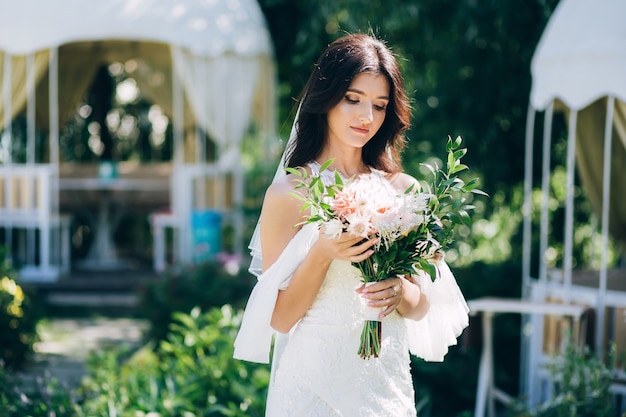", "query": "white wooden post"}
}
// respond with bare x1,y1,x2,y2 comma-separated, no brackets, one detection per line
597,96,615,354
